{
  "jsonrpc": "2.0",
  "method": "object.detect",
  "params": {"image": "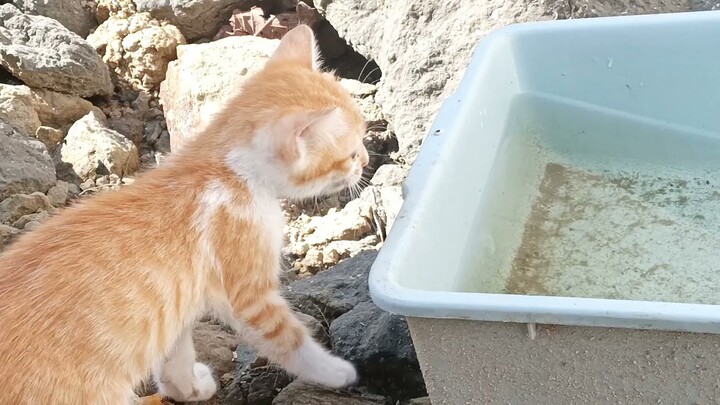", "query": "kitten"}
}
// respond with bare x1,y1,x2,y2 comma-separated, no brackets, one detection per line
0,25,369,404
